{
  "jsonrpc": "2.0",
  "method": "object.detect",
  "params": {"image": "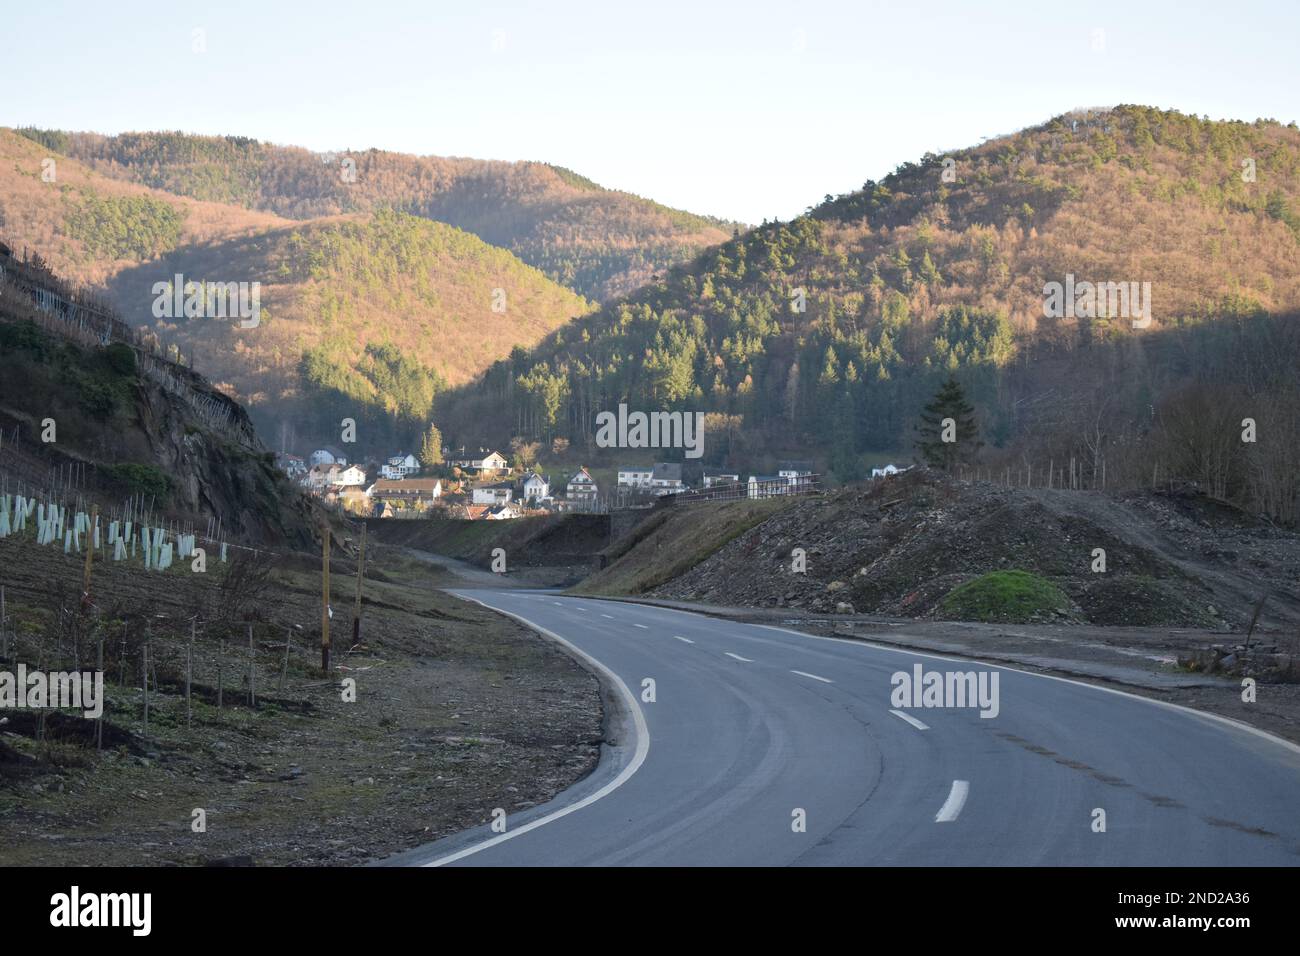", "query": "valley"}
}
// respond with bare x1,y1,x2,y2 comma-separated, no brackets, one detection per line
2,90,1298,881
